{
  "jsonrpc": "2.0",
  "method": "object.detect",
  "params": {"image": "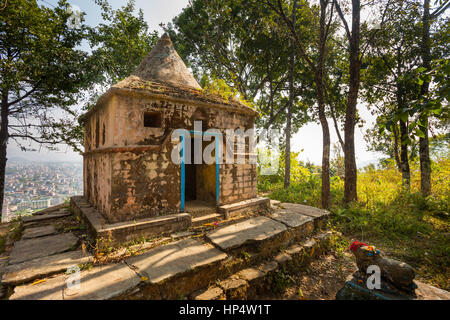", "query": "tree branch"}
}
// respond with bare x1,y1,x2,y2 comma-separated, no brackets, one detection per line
333,0,352,41
9,134,64,145
6,86,39,107
431,0,450,18
258,0,316,72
